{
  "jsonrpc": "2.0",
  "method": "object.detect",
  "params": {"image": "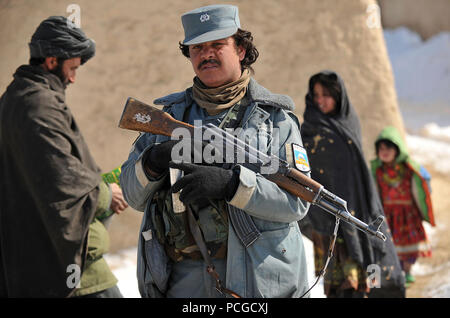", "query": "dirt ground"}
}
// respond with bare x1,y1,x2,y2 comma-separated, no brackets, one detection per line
406,167,450,298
